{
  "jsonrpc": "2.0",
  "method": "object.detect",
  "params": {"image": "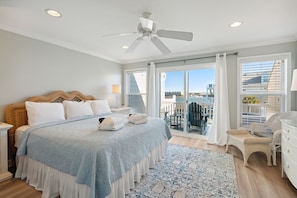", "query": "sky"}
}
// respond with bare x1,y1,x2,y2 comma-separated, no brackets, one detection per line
165,68,215,93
